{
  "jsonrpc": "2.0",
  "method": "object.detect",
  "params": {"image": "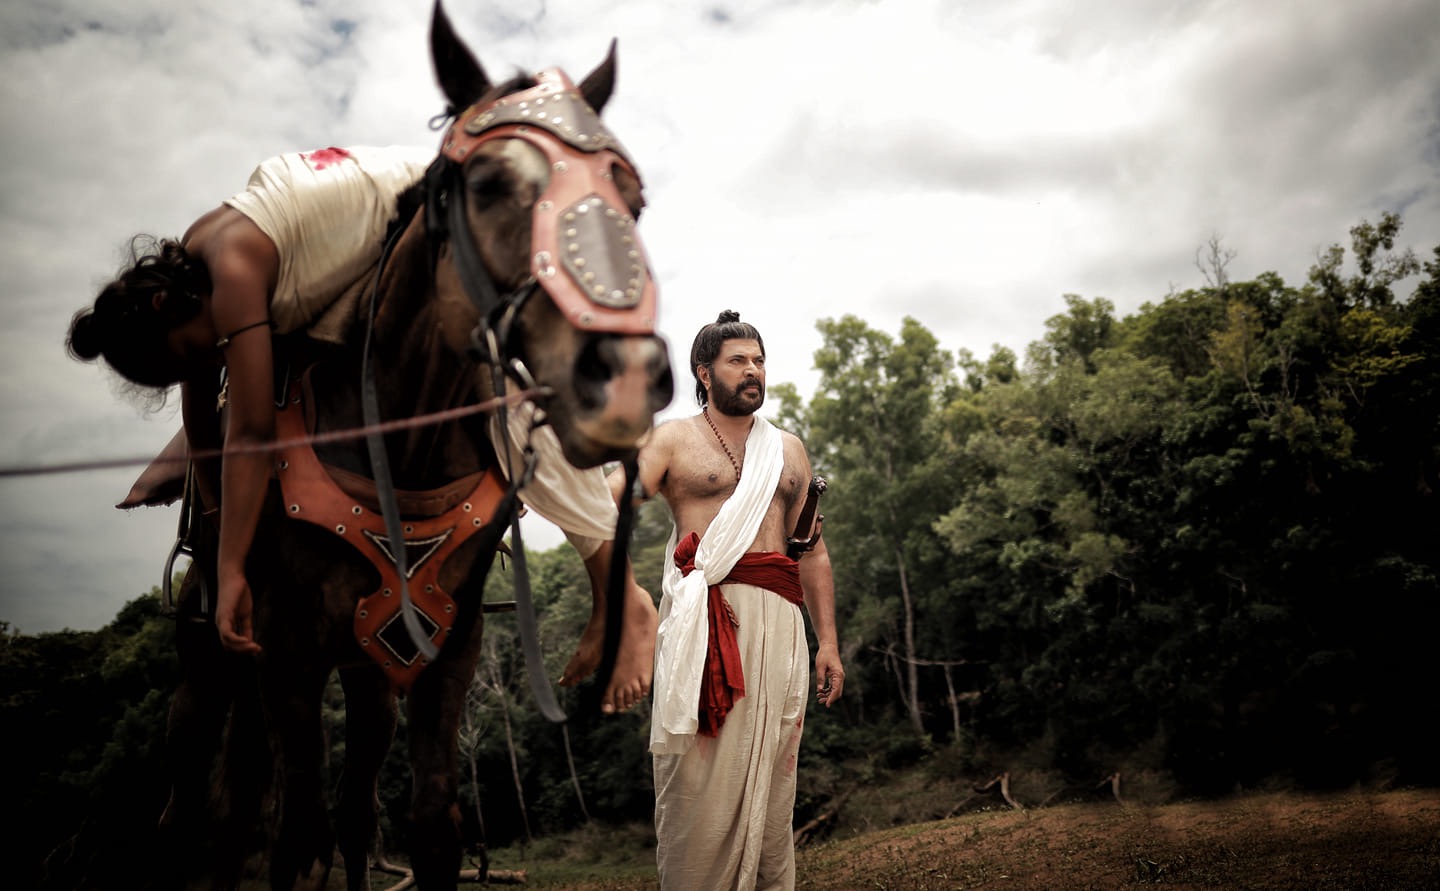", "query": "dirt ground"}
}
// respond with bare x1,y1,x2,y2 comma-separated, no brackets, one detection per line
792,787,1440,891
515,787,1440,890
